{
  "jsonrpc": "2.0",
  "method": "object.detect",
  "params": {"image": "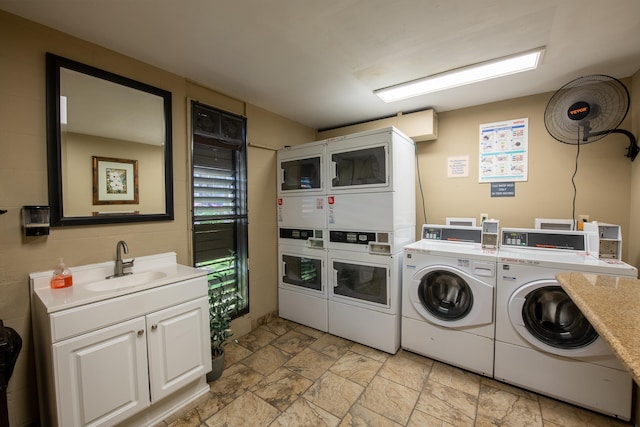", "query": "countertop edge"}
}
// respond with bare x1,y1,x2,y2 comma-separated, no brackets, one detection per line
556,272,640,385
